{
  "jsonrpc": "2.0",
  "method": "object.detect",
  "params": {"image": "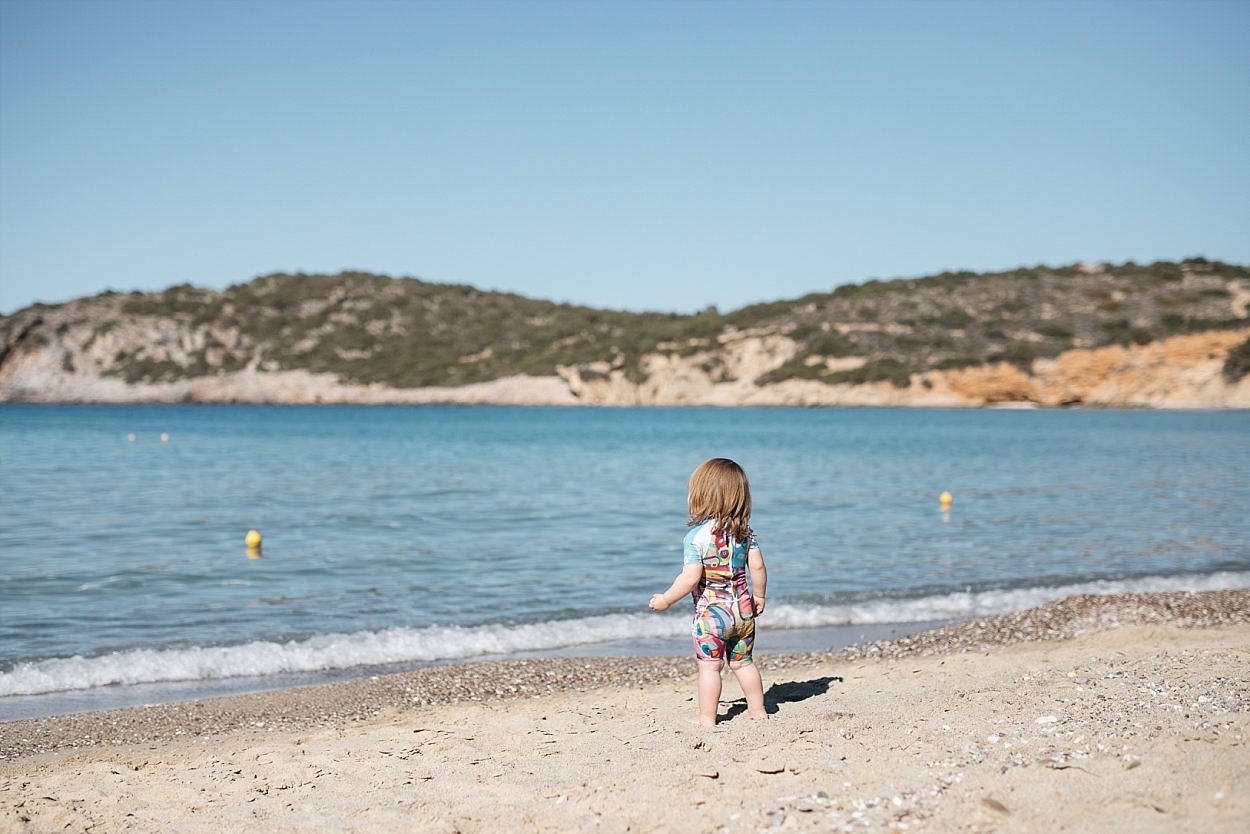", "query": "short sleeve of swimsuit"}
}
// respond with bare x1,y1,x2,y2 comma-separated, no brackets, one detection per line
683,524,713,566
683,522,758,567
